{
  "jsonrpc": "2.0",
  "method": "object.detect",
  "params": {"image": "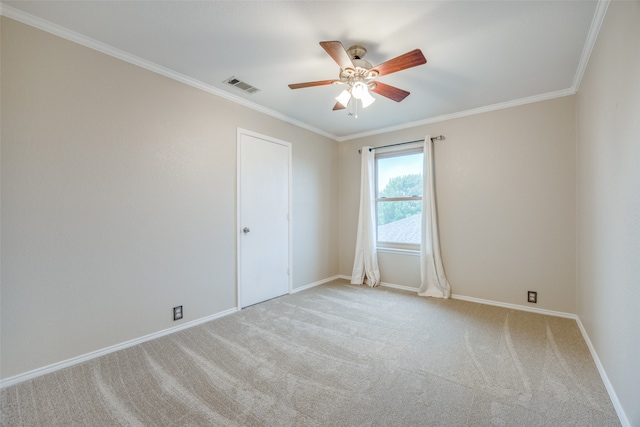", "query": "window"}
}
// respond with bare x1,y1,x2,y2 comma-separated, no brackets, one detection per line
375,146,423,250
